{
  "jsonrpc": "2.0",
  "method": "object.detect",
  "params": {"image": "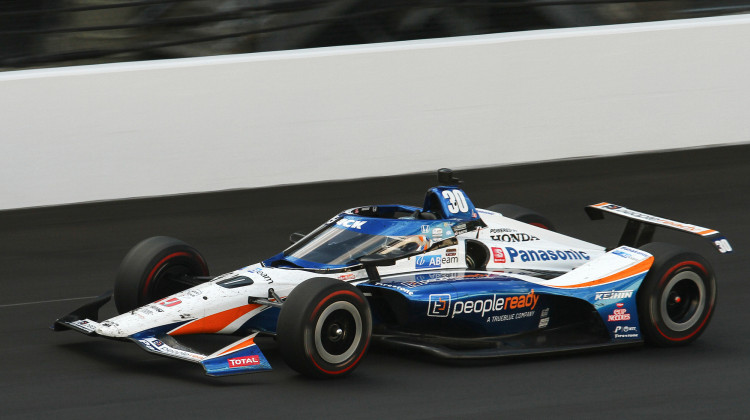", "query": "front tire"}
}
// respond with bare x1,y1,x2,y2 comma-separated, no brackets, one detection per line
637,242,716,346
114,236,209,314
277,277,372,379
